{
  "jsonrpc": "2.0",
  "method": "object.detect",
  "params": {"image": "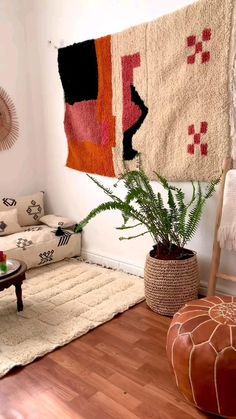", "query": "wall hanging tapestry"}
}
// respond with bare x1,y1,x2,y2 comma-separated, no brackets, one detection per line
58,0,234,181
0,87,19,151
